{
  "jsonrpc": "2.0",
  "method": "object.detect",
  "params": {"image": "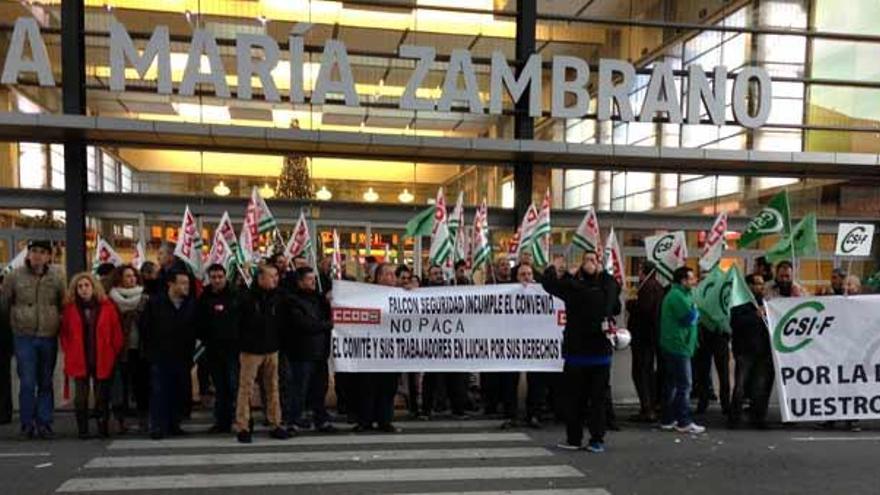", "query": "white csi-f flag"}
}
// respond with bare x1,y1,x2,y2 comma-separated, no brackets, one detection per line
216,211,243,265
450,191,468,264
645,231,688,286
174,205,203,275
205,227,237,279
429,187,453,270
92,237,123,272
239,187,278,263
285,211,313,263
331,229,343,280
573,207,601,253
603,226,625,288
530,188,552,267
131,240,146,270
699,211,728,272
514,203,539,261
471,199,491,272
